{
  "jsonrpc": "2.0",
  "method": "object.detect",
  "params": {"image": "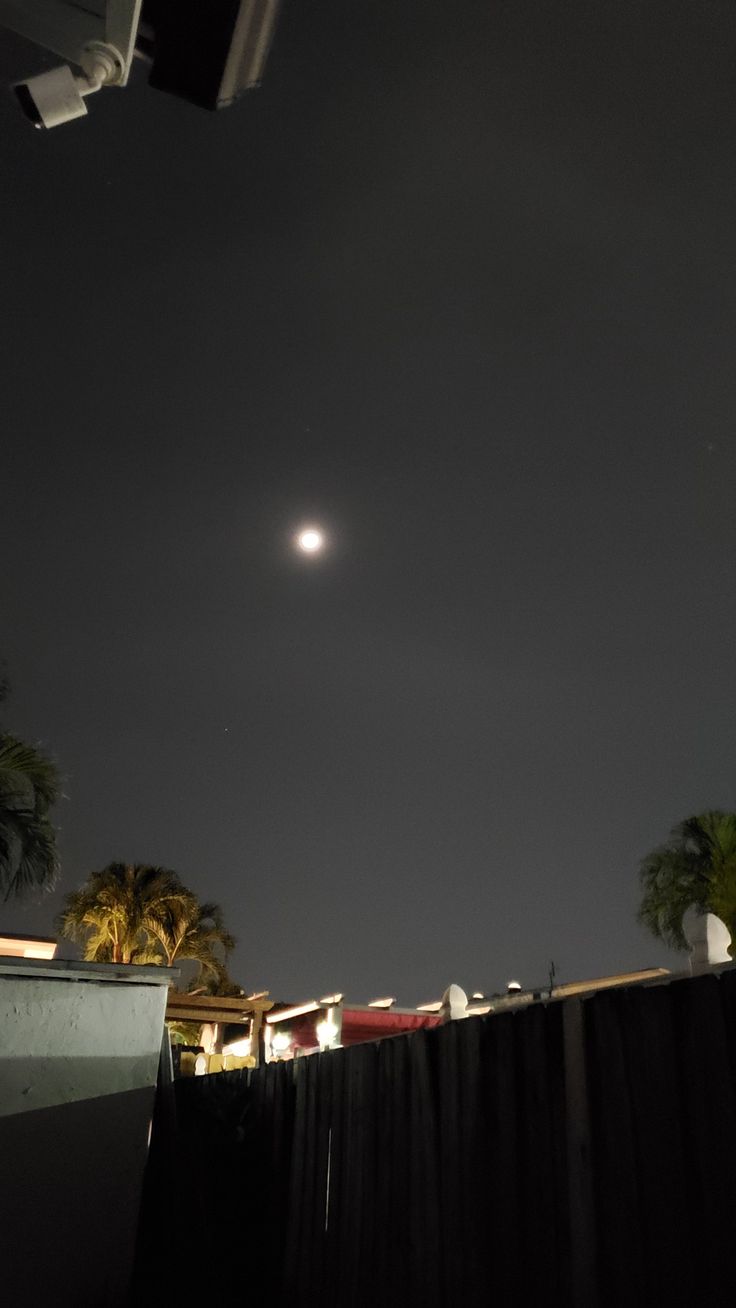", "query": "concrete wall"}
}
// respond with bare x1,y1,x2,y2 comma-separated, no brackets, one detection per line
0,957,174,1307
